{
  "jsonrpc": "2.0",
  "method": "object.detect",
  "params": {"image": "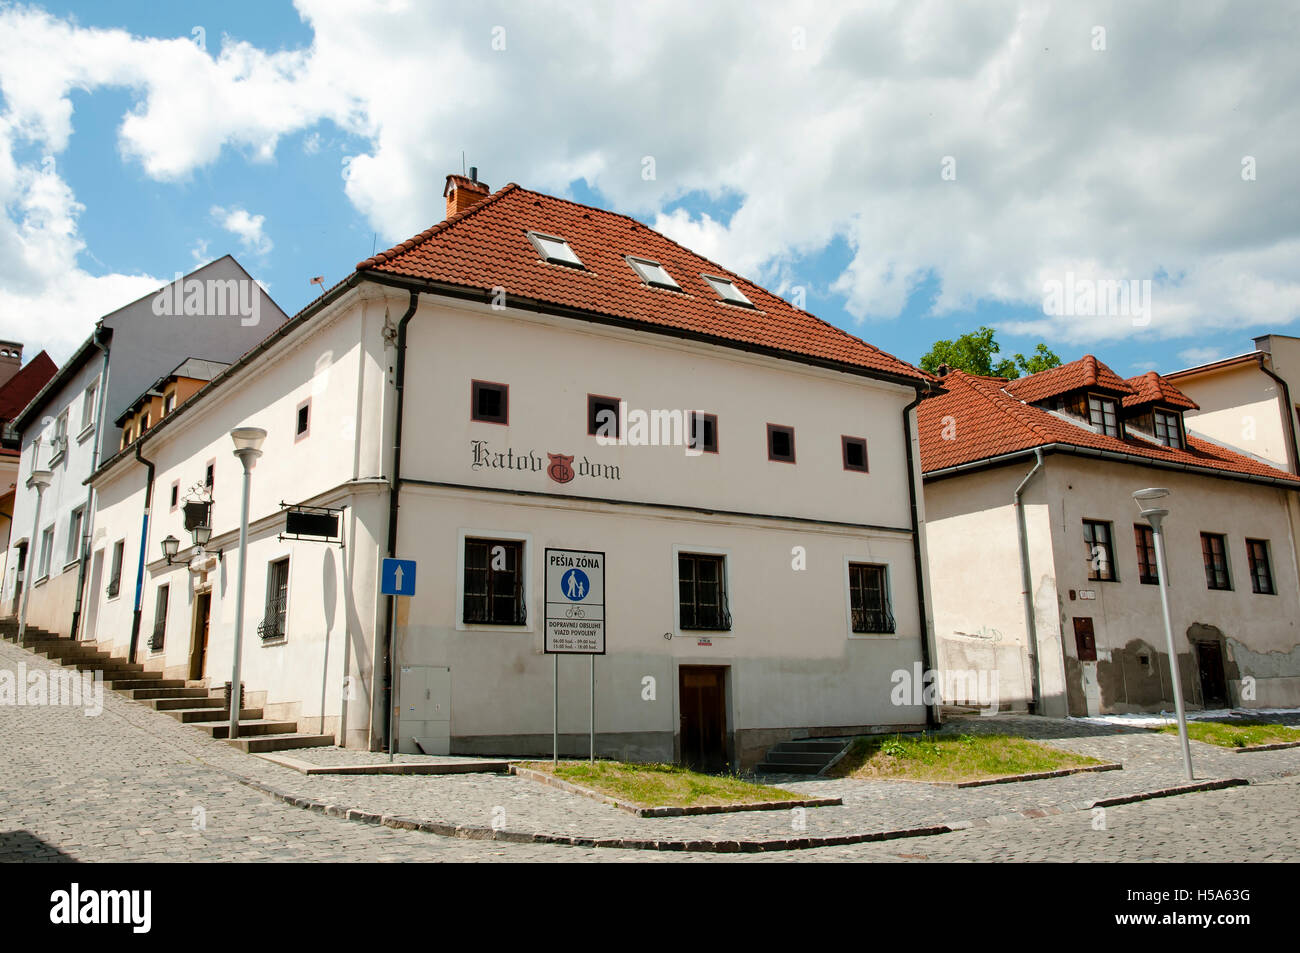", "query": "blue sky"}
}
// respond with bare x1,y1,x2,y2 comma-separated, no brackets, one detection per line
2,1,1296,374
